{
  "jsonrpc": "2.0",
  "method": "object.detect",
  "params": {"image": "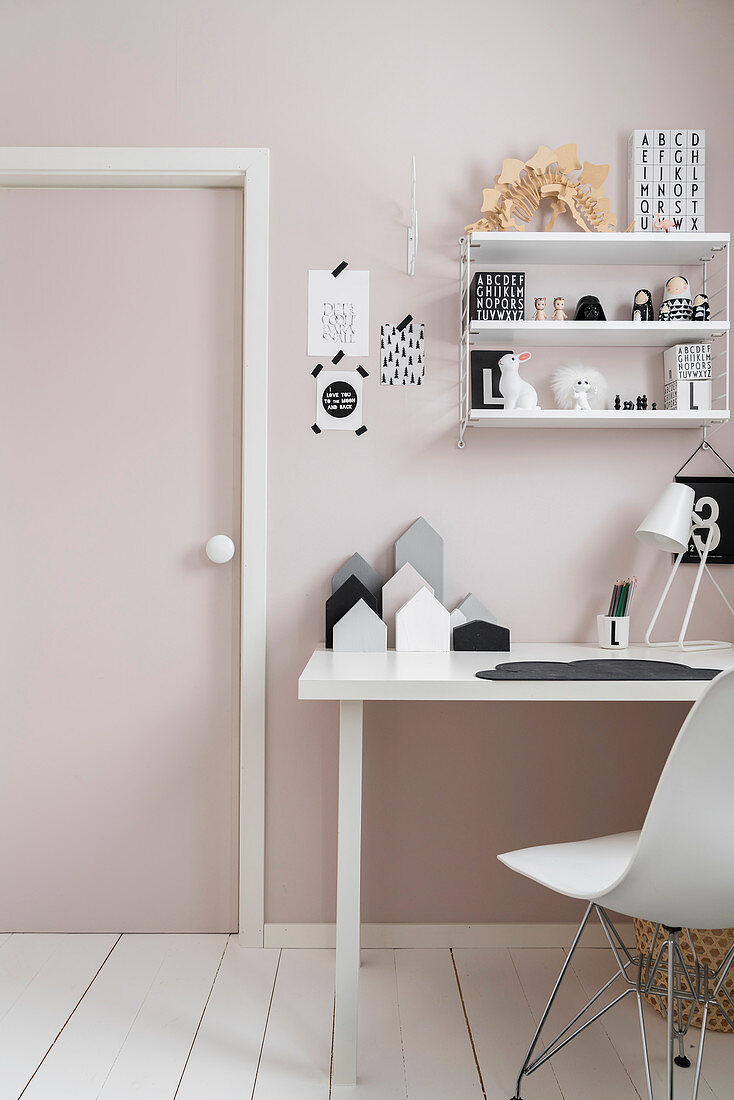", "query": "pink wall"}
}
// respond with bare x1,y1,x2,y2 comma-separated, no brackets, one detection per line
1,0,733,926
